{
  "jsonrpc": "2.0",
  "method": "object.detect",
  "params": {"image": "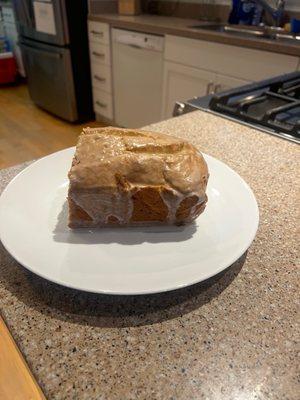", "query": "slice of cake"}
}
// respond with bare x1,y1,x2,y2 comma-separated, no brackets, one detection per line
68,127,209,228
